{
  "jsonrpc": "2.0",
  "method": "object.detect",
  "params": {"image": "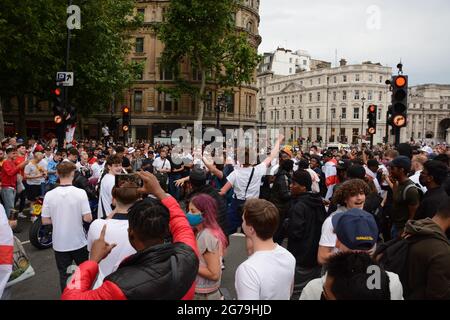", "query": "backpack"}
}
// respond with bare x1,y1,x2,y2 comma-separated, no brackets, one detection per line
402,182,424,202
375,237,413,296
